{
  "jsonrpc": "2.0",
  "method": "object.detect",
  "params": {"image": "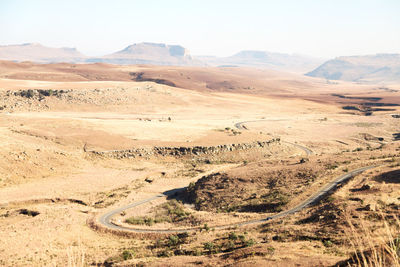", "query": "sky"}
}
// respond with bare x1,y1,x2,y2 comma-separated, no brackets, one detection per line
0,0,399,58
